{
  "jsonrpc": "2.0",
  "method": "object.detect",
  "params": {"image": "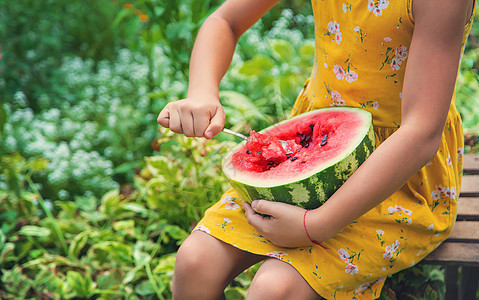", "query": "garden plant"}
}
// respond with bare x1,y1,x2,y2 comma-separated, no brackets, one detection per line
0,0,478,299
